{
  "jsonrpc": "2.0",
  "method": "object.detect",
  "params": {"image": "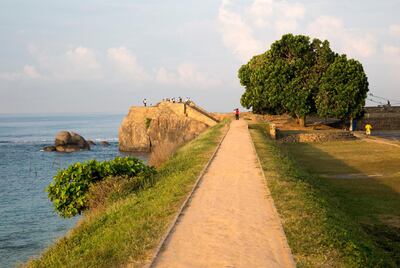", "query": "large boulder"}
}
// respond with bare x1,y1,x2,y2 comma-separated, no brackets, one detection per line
48,131,90,152
55,131,71,146
119,103,209,152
